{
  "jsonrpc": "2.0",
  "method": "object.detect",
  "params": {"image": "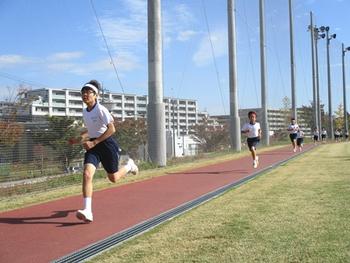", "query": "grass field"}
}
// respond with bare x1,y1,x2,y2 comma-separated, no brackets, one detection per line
87,142,350,263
